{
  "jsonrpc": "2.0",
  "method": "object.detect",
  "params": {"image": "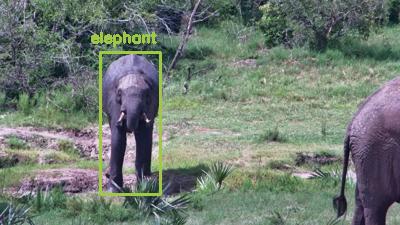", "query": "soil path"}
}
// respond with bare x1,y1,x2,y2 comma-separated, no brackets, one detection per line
0,123,237,196
0,125,167,164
